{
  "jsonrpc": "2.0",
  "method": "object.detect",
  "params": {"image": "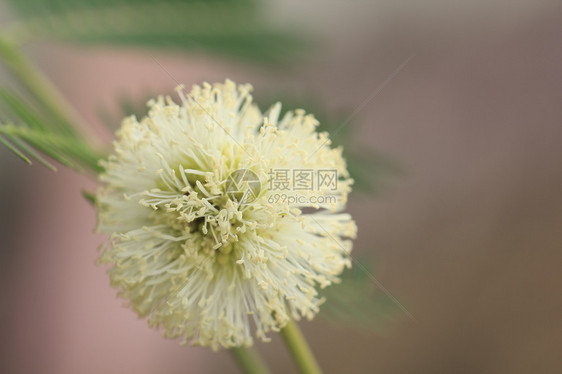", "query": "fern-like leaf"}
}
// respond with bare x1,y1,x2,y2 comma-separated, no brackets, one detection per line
0,121,103,172
319,262,401,332
5,0,303,63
